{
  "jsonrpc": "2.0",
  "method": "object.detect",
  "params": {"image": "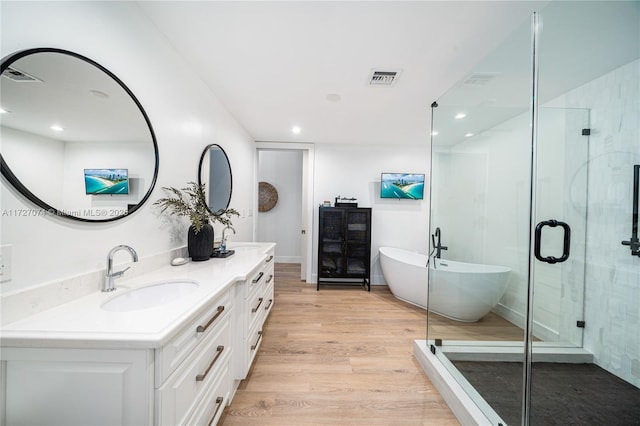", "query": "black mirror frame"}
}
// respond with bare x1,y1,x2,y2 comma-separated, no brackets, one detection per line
197,143,232,214
0,47,159,223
